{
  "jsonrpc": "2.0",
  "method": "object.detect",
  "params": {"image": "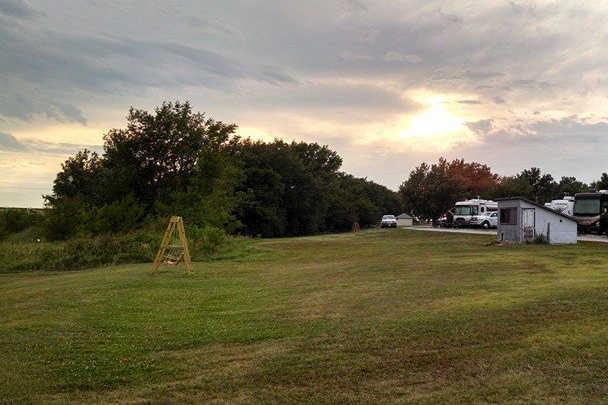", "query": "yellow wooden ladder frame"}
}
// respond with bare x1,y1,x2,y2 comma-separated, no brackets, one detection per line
152,216,193,273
